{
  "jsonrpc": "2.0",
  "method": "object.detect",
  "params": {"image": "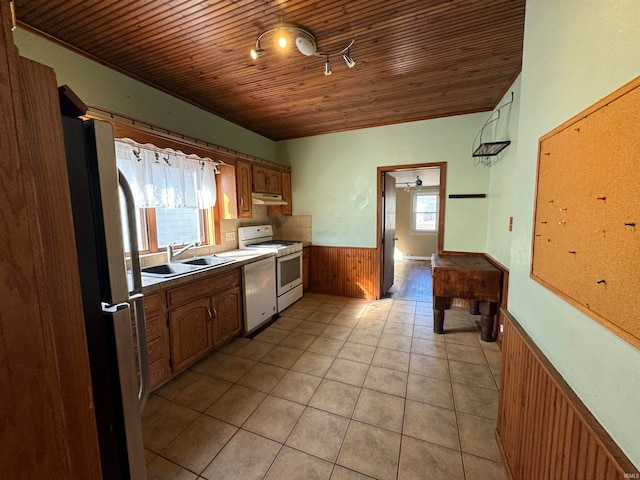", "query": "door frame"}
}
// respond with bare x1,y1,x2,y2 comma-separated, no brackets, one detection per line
376,162,447,298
